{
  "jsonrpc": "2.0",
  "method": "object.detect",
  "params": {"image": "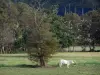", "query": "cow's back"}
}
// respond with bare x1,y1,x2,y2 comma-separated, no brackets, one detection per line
60,59,68,64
